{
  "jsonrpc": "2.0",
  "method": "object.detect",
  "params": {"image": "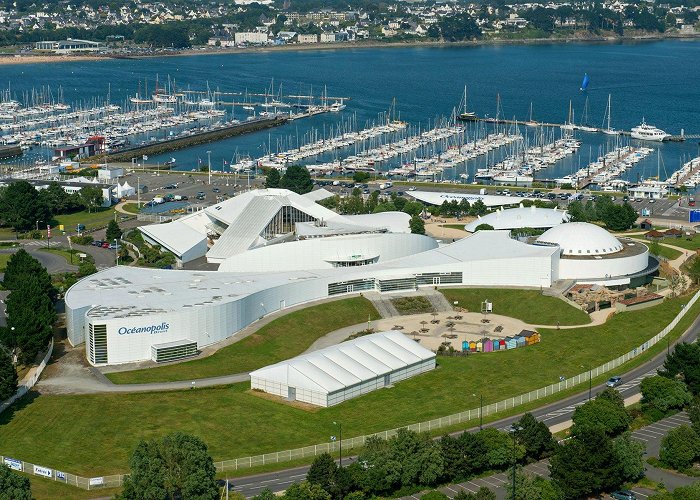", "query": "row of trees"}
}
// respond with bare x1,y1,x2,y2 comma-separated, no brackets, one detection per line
0,250,56,364
567,196,638,231
250,389,644,500
0,180,103,232
265,166,314,194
